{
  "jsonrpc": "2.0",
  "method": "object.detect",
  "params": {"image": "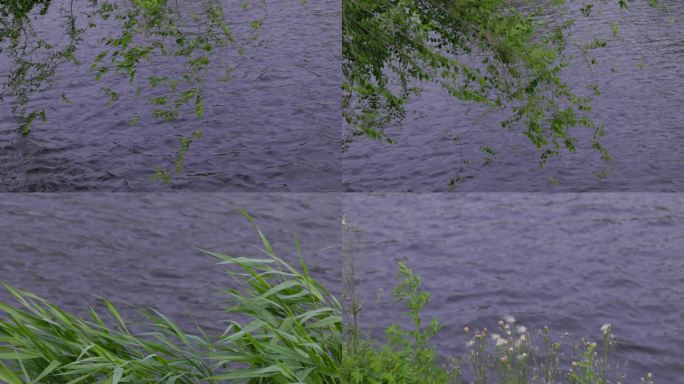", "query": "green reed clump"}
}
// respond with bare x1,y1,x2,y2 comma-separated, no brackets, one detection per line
201,211,342,383
0,212,341,383
0,285,215,383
